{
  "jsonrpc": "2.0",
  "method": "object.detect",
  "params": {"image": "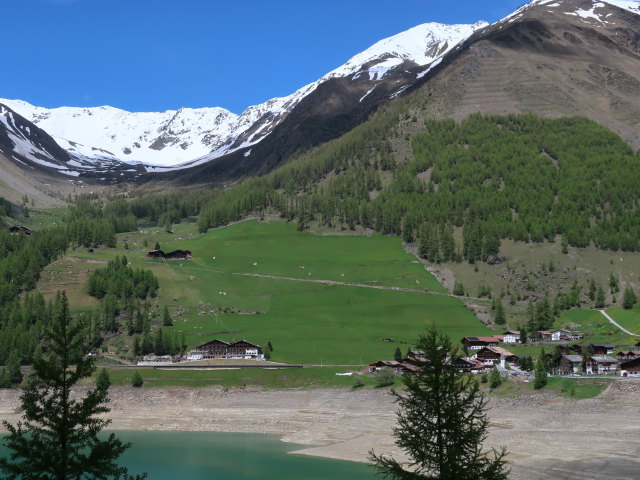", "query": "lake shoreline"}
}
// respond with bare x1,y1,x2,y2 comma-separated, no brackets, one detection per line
2,382,640,479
